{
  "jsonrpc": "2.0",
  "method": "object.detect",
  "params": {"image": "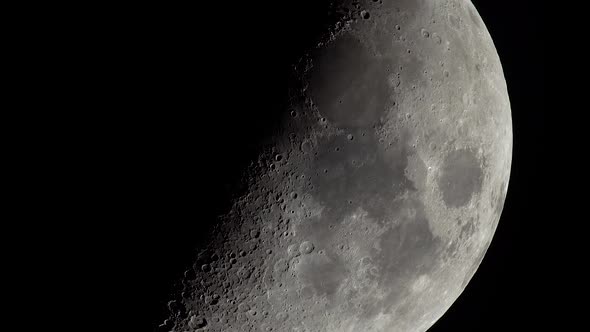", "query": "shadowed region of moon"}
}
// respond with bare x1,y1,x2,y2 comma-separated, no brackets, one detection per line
159,1,512,331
